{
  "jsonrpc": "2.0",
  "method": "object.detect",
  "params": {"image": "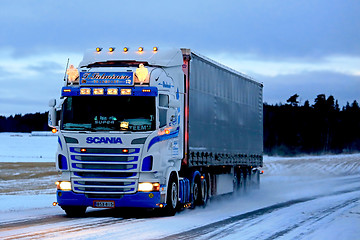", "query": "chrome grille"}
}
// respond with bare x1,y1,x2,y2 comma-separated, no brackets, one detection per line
72,155,137,162
73,179,135,194
70,147,140,194
72,163,136,170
